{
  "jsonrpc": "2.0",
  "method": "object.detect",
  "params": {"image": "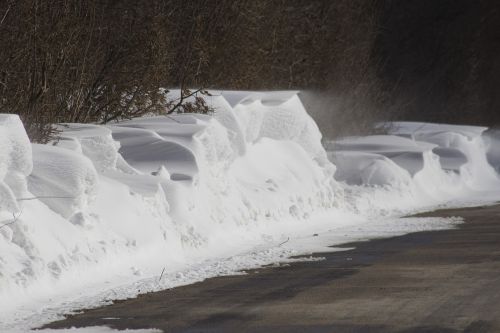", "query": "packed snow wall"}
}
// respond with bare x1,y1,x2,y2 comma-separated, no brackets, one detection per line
1,91,500,328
